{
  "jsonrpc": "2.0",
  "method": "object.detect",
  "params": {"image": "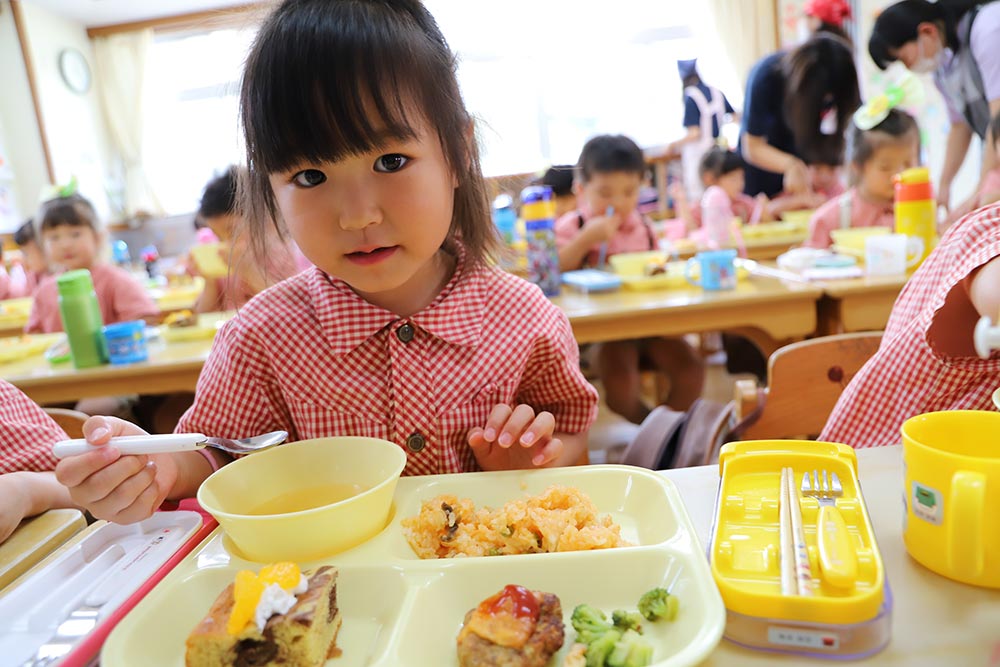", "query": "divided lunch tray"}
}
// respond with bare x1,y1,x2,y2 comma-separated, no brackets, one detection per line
0,509,213,667
709,441,890,659
0,333,65,364
103,465,726,666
